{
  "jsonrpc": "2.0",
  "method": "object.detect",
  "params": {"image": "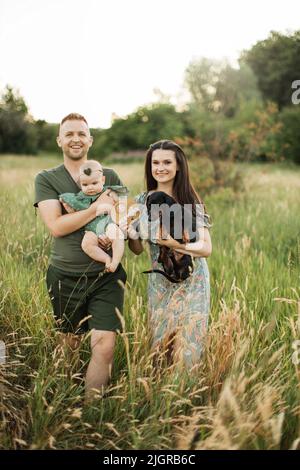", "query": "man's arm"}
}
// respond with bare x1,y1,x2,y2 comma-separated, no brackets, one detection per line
37,199,98,237
37,191,115,237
